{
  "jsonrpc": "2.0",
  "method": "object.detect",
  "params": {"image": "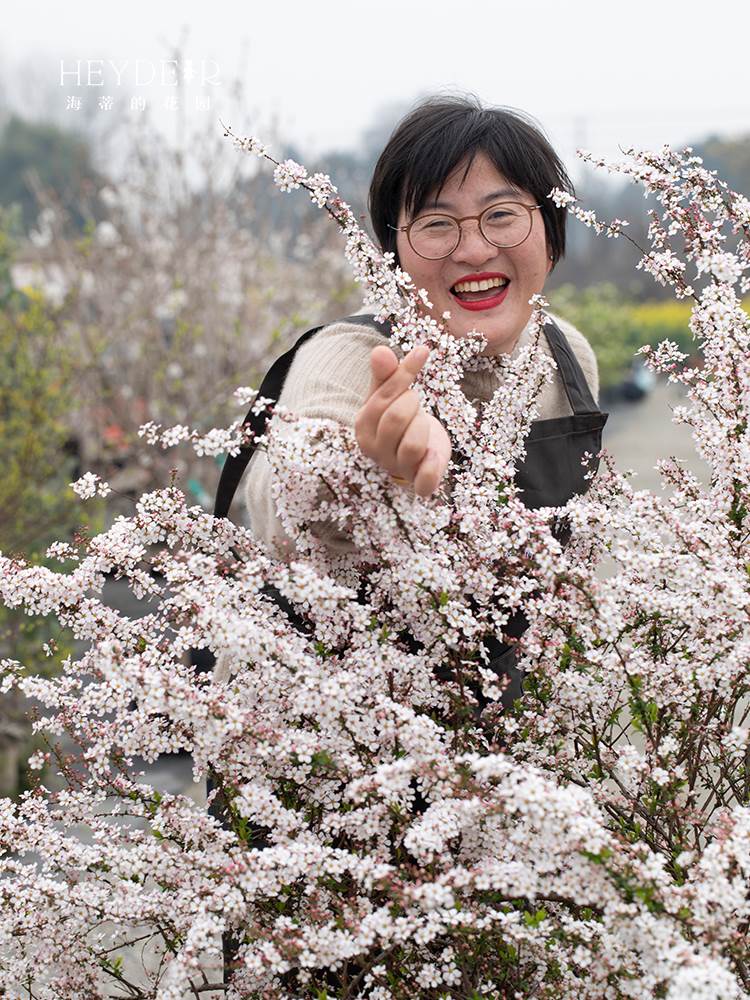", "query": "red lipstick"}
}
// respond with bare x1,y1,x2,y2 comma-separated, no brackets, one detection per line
450,272,510,312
